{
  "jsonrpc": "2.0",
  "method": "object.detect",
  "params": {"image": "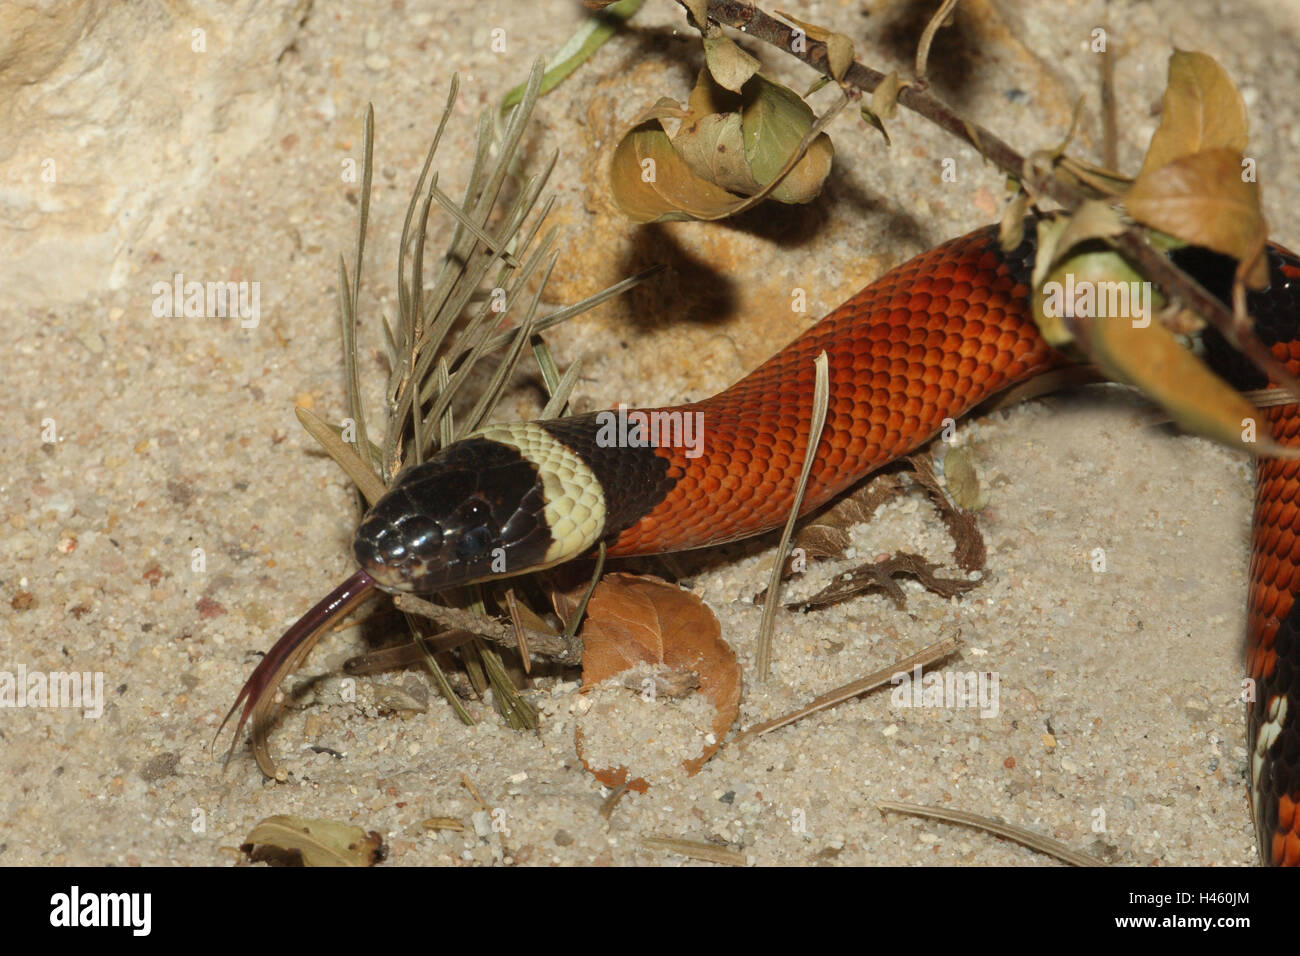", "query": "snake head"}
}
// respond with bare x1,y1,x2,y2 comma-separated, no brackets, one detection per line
353,424,606,593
